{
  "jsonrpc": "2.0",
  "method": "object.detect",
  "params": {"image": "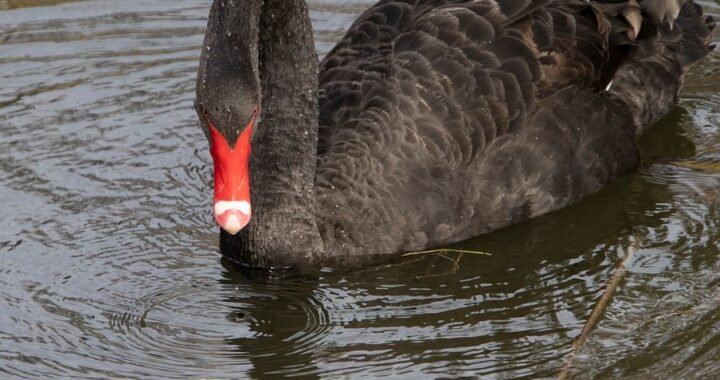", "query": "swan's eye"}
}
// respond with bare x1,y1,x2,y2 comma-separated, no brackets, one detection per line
251,107,260,118
202,107,210,118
